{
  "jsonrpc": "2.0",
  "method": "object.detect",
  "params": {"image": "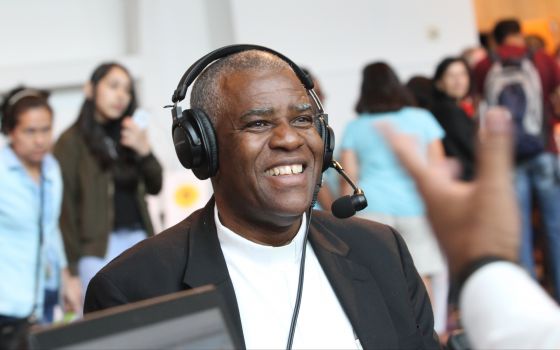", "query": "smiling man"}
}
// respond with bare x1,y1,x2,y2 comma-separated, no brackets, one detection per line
84,48,439,349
